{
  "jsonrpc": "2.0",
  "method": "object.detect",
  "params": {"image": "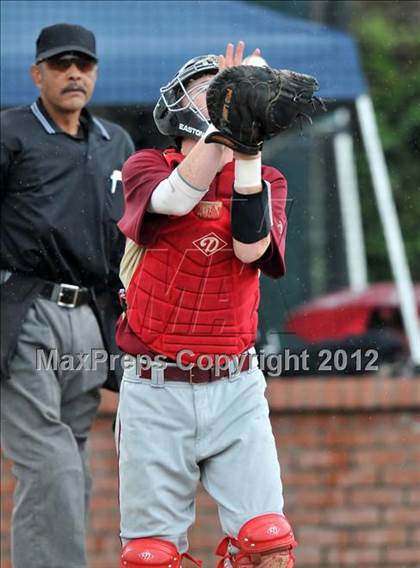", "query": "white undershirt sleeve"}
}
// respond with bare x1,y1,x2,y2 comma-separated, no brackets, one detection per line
147,168,208,216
